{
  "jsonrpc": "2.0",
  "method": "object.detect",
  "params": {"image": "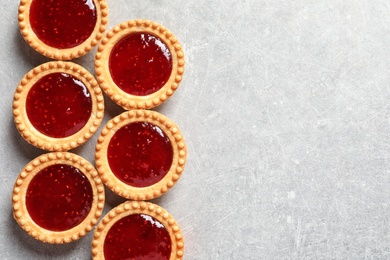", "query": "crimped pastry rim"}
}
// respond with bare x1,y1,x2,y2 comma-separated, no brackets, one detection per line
95,109,187,200
95,19,185,110
18,0,109,60
13,61,105,152
91,201,184,259
12,152,105,244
